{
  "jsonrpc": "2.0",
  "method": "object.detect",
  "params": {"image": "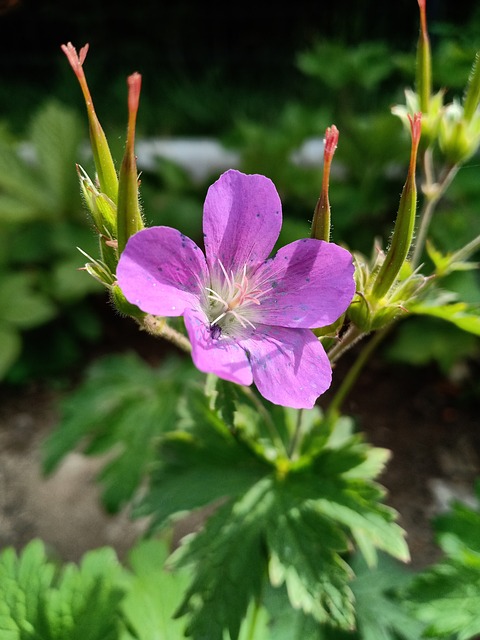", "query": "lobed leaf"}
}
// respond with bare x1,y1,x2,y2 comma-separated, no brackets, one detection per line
0,540,125,640
172,478,273,640
135,385,271,530
410,299,480,335
267,484,355,628
402,491,480,639
43,353,199,512
121,539,191,640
